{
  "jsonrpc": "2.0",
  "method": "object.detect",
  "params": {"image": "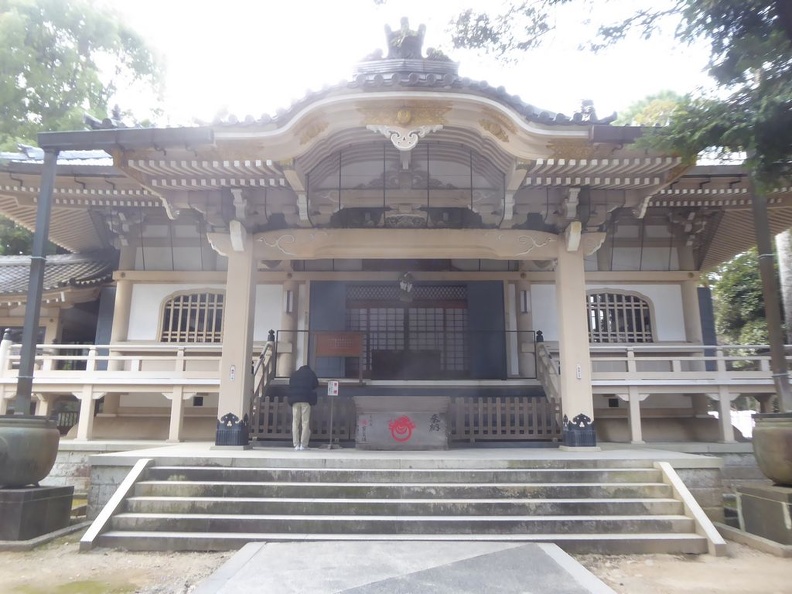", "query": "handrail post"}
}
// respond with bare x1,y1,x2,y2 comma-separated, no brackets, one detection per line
626,348,637,373
175,346,186,372
0,329,11,377
86,347,97,373
715,347,726,373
